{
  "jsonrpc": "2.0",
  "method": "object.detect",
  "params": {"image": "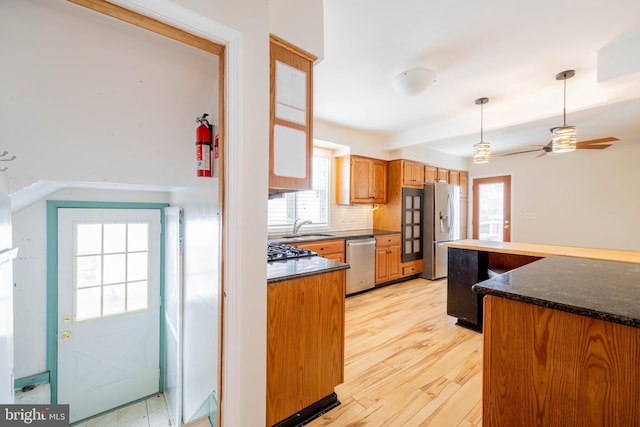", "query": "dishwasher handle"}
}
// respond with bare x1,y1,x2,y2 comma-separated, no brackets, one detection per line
346,238,376,247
